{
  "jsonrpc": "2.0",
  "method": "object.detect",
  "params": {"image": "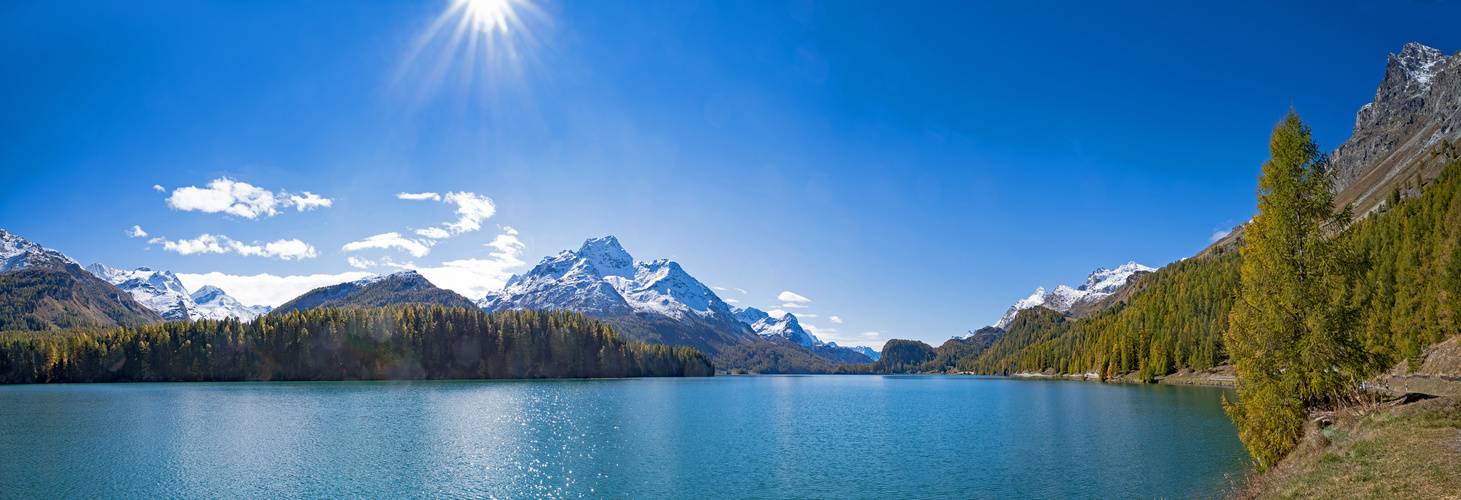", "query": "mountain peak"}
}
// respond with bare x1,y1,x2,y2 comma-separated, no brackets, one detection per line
1392,42,1447,90
2,229,80,273
577,236,635,276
